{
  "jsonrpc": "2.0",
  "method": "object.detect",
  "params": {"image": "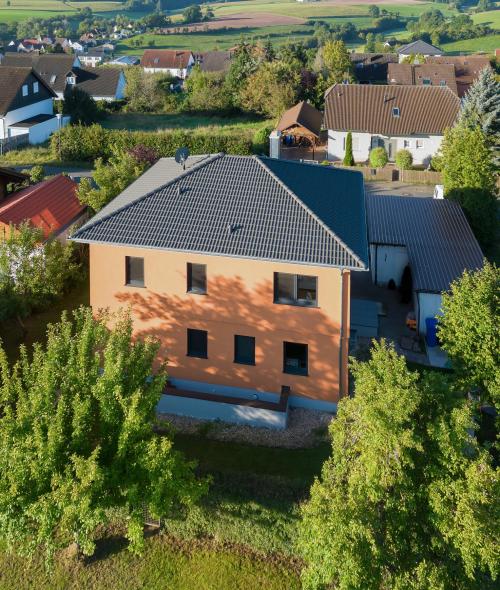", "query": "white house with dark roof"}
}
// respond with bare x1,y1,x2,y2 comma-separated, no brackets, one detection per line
324,84,461,165
397,40,443,63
